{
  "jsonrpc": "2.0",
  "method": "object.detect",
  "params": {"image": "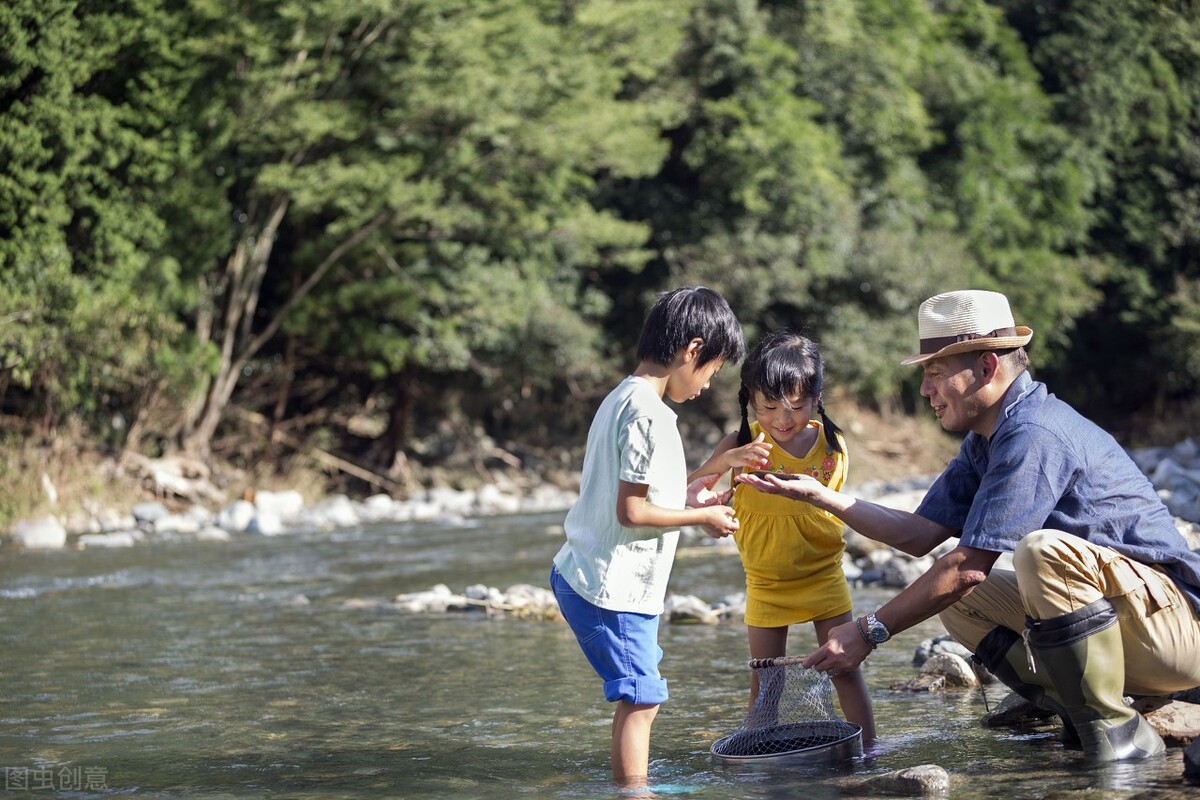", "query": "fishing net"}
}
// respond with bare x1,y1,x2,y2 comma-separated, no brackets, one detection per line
710,656,862,762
